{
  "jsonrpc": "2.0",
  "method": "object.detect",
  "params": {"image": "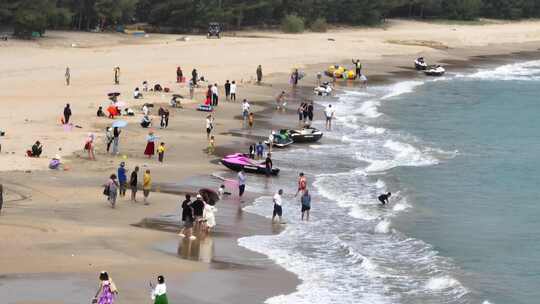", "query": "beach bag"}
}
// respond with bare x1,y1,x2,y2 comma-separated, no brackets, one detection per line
103,185,110,196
